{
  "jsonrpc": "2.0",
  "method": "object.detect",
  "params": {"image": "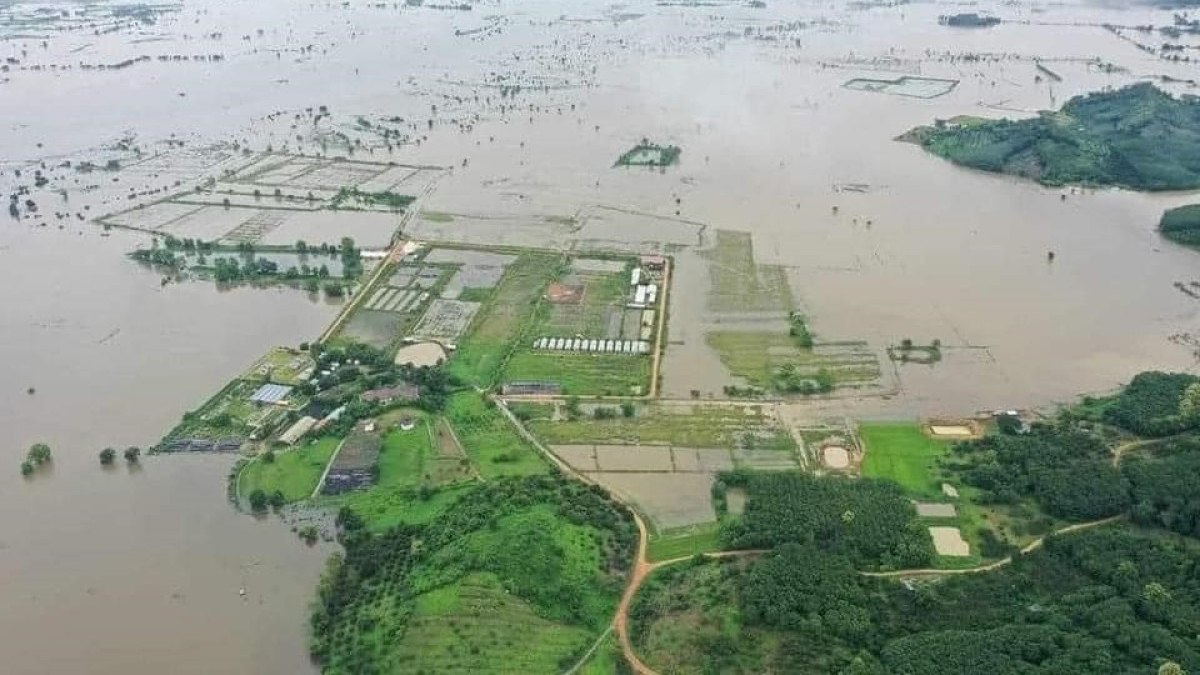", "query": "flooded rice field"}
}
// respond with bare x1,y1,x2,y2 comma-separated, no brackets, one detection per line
5,0,1200,669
